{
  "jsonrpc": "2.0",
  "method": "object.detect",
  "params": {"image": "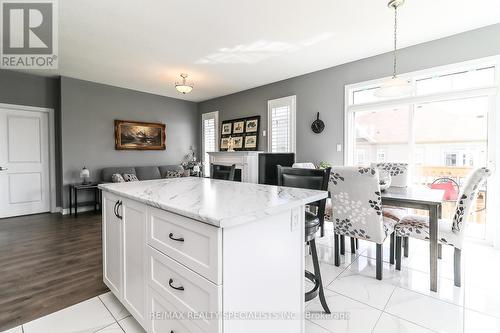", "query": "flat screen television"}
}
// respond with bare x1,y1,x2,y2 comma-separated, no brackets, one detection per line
258,153,295,185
